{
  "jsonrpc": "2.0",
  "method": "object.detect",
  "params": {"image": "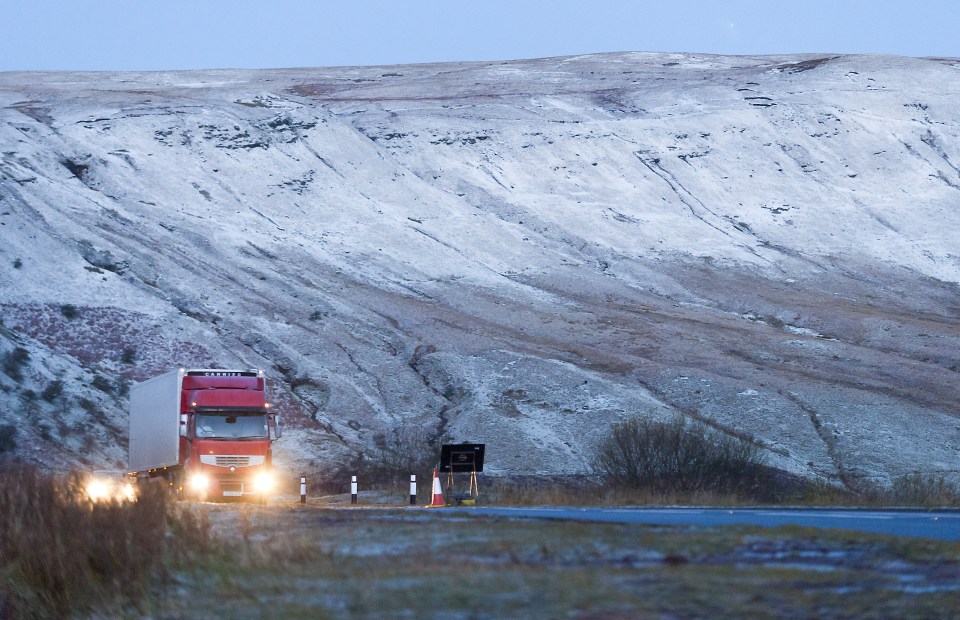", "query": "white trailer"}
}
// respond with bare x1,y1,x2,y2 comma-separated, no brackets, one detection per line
128,369,182,473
